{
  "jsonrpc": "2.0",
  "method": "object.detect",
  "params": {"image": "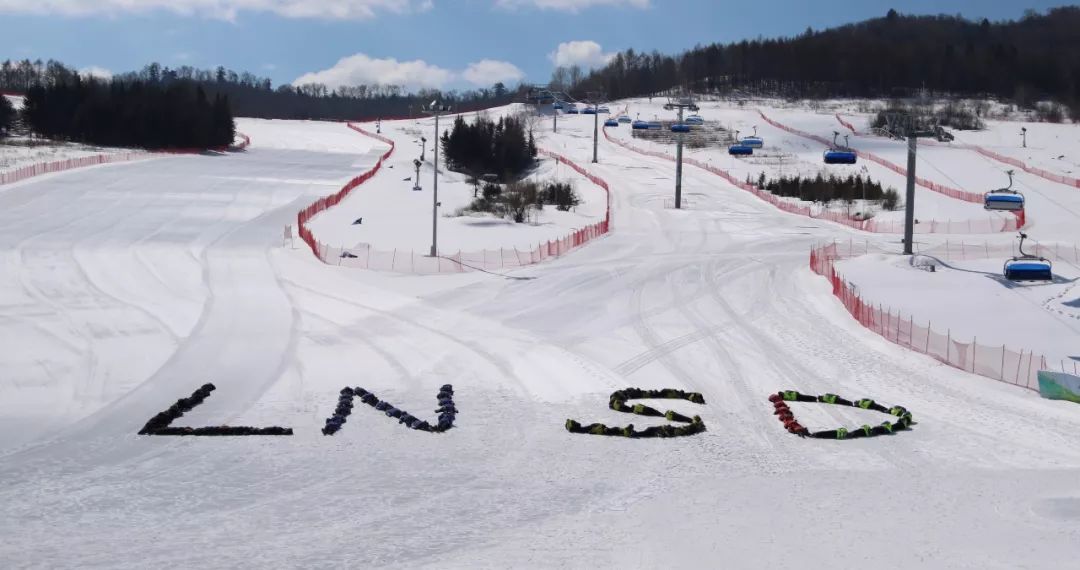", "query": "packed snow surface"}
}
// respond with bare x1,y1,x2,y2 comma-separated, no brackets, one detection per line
303,109,608,253
1,104,1080,569
838,252,1080,366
